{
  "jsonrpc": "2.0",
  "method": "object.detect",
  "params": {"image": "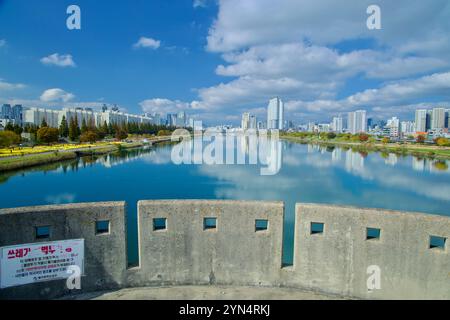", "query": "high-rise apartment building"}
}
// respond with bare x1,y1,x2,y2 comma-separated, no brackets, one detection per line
415,109,428,132
332,116,343,133
347,110,367,134
249,115,257,129
431,108,446,129
386,117,400,137
241,112,250,130
267,97,284,130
